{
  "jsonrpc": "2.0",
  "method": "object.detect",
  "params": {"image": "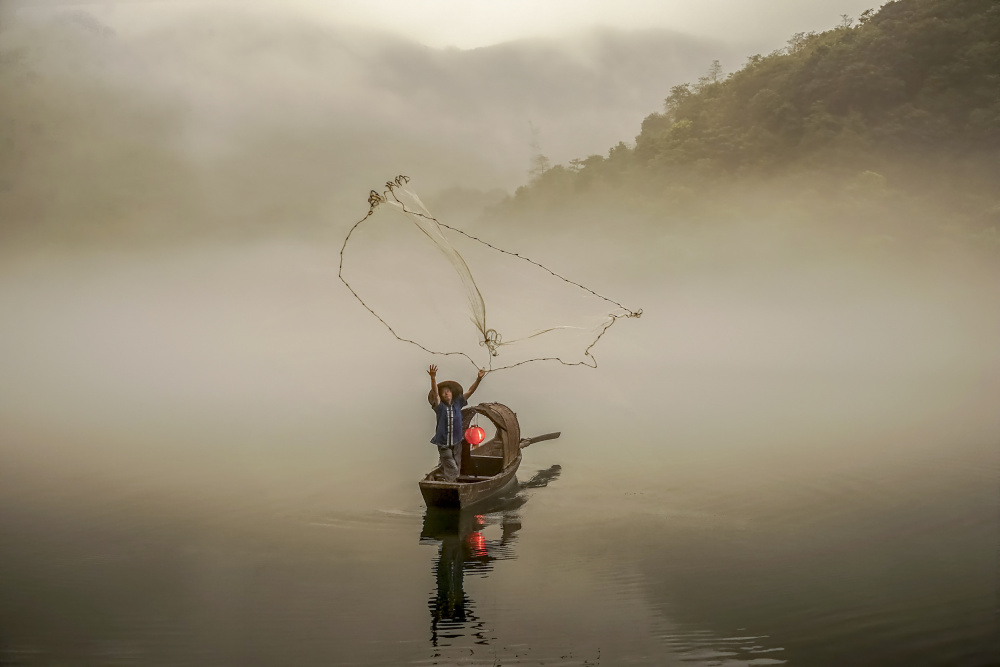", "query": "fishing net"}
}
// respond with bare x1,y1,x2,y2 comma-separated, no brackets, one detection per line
339,175,641,372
